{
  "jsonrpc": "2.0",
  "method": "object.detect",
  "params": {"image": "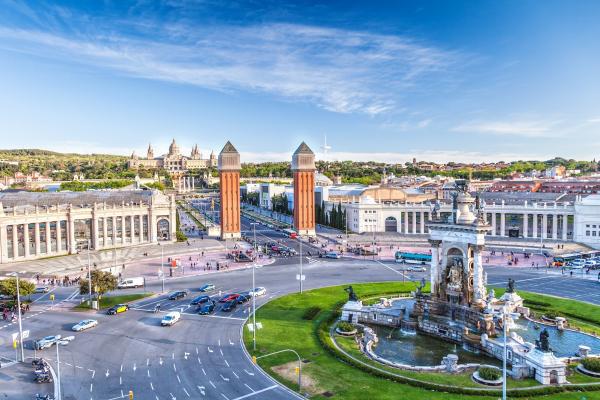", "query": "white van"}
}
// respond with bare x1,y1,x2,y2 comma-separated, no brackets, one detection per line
117,277,144,289
161,311,181,326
